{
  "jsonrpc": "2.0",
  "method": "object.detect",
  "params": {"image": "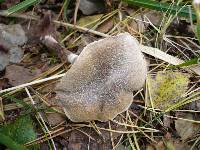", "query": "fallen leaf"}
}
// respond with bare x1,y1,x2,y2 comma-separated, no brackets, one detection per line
155,141,165,150
173,141,192,150
60,121,124,150
97,18,114,33
77,14,103,27
68,130,90,150
147,71,189,110
146,145,155,150
46,112,65,127
5,64,41,86
175,112,200,141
